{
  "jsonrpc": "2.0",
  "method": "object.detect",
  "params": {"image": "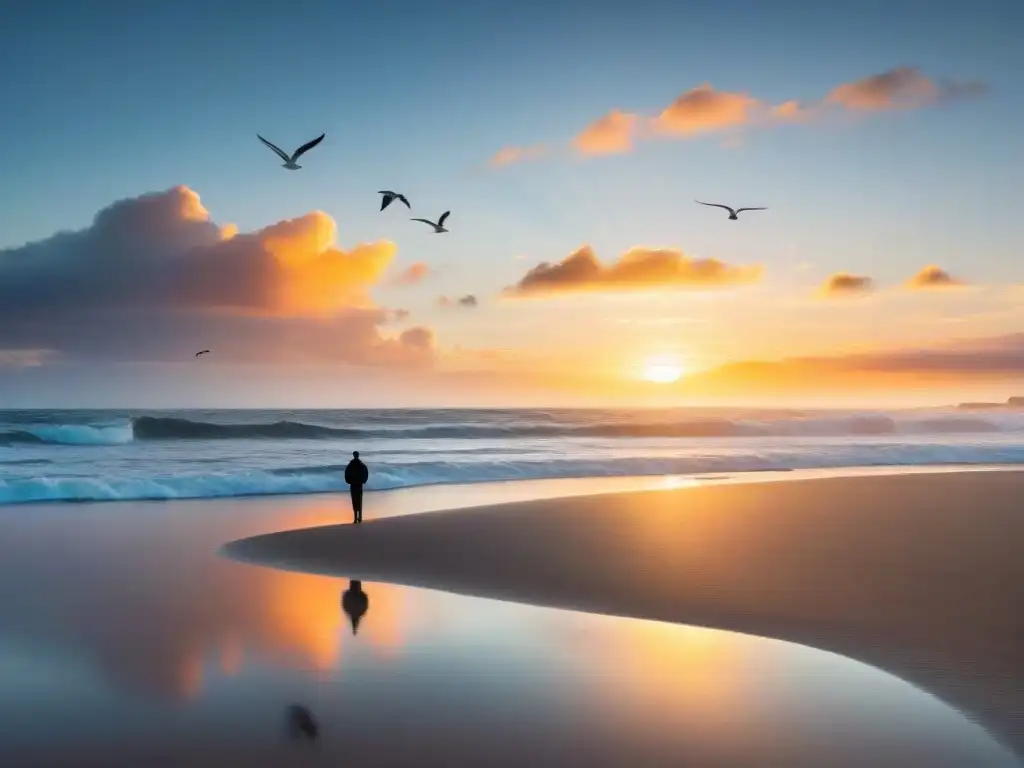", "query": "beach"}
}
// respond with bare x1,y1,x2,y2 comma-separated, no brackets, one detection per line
227,469,1024,758
0,471,1017,765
